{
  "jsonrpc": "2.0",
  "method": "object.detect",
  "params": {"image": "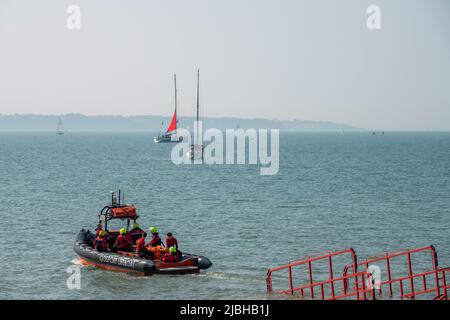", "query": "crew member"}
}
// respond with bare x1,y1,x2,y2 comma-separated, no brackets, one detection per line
148,227,164,247
129,223,144,244
162,247,180,263
95,224,103,235
124,229,133,247
94,230,108,252
165,232,178,250
136,232,154,259
115,228,132,252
